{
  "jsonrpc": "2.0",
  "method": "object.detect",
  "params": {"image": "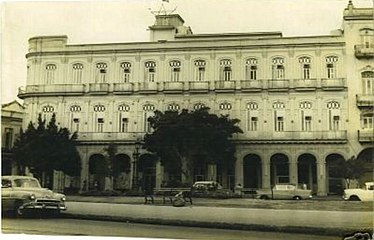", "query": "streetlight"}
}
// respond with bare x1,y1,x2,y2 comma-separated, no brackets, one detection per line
132,139,141,190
